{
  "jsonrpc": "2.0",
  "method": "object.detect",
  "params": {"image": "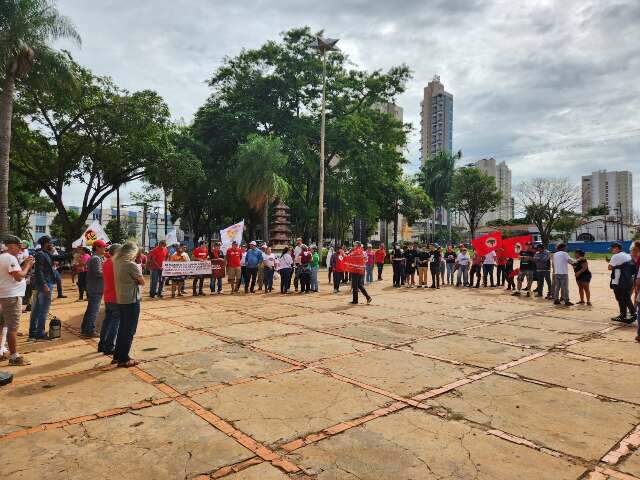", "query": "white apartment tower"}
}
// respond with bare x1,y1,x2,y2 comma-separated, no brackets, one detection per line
582,170,633,222
420,75,453,165
474,158,513,225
